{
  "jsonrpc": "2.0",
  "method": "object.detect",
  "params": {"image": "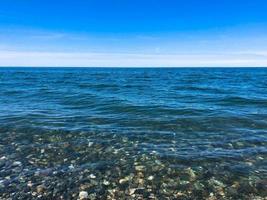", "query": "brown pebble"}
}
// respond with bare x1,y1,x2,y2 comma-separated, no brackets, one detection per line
36,185,45,193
